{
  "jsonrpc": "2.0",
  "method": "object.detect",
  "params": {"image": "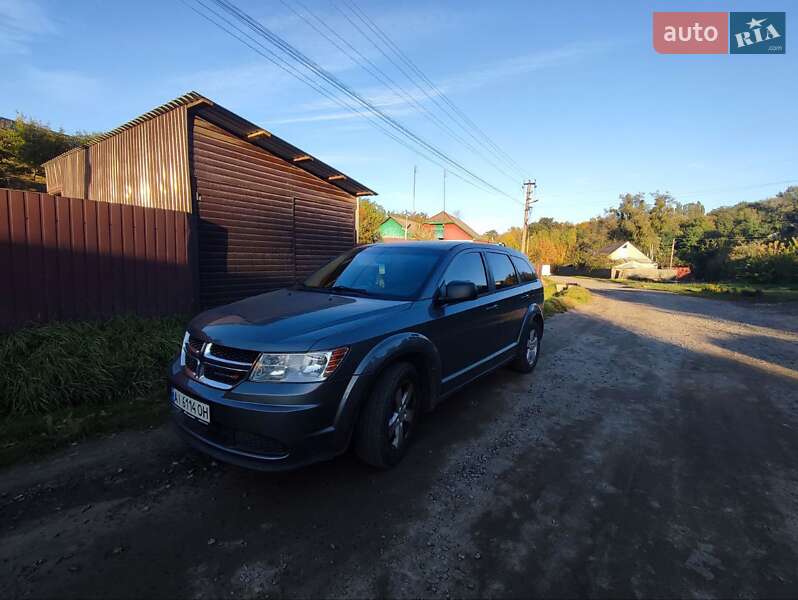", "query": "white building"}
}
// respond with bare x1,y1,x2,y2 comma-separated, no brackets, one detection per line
597,241,657,270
